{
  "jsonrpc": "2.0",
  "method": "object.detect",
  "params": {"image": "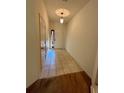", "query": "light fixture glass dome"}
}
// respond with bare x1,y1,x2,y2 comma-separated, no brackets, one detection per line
60,17,64,24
